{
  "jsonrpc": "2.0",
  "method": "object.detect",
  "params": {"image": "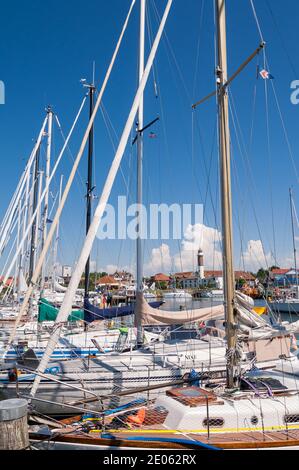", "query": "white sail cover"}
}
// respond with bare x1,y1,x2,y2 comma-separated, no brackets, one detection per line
136,292,224,325
136,291,269,329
